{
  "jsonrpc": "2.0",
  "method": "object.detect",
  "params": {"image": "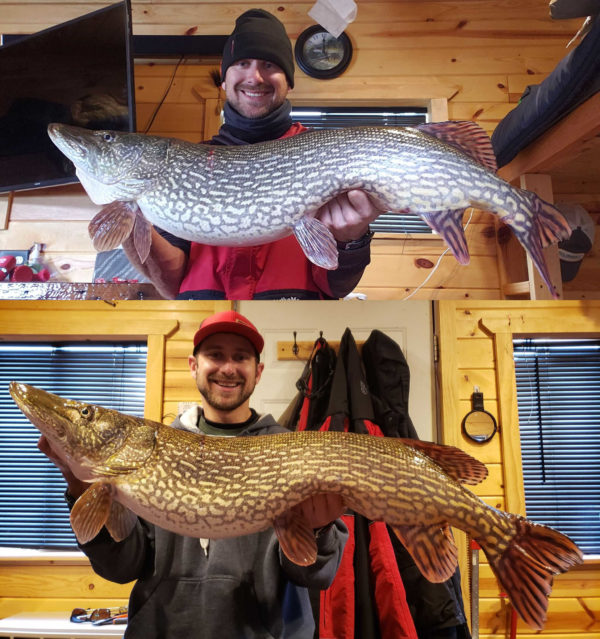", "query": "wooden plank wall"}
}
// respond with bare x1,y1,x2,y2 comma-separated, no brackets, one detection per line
0,0,585,297
0,299,231,618
436,300,600,638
